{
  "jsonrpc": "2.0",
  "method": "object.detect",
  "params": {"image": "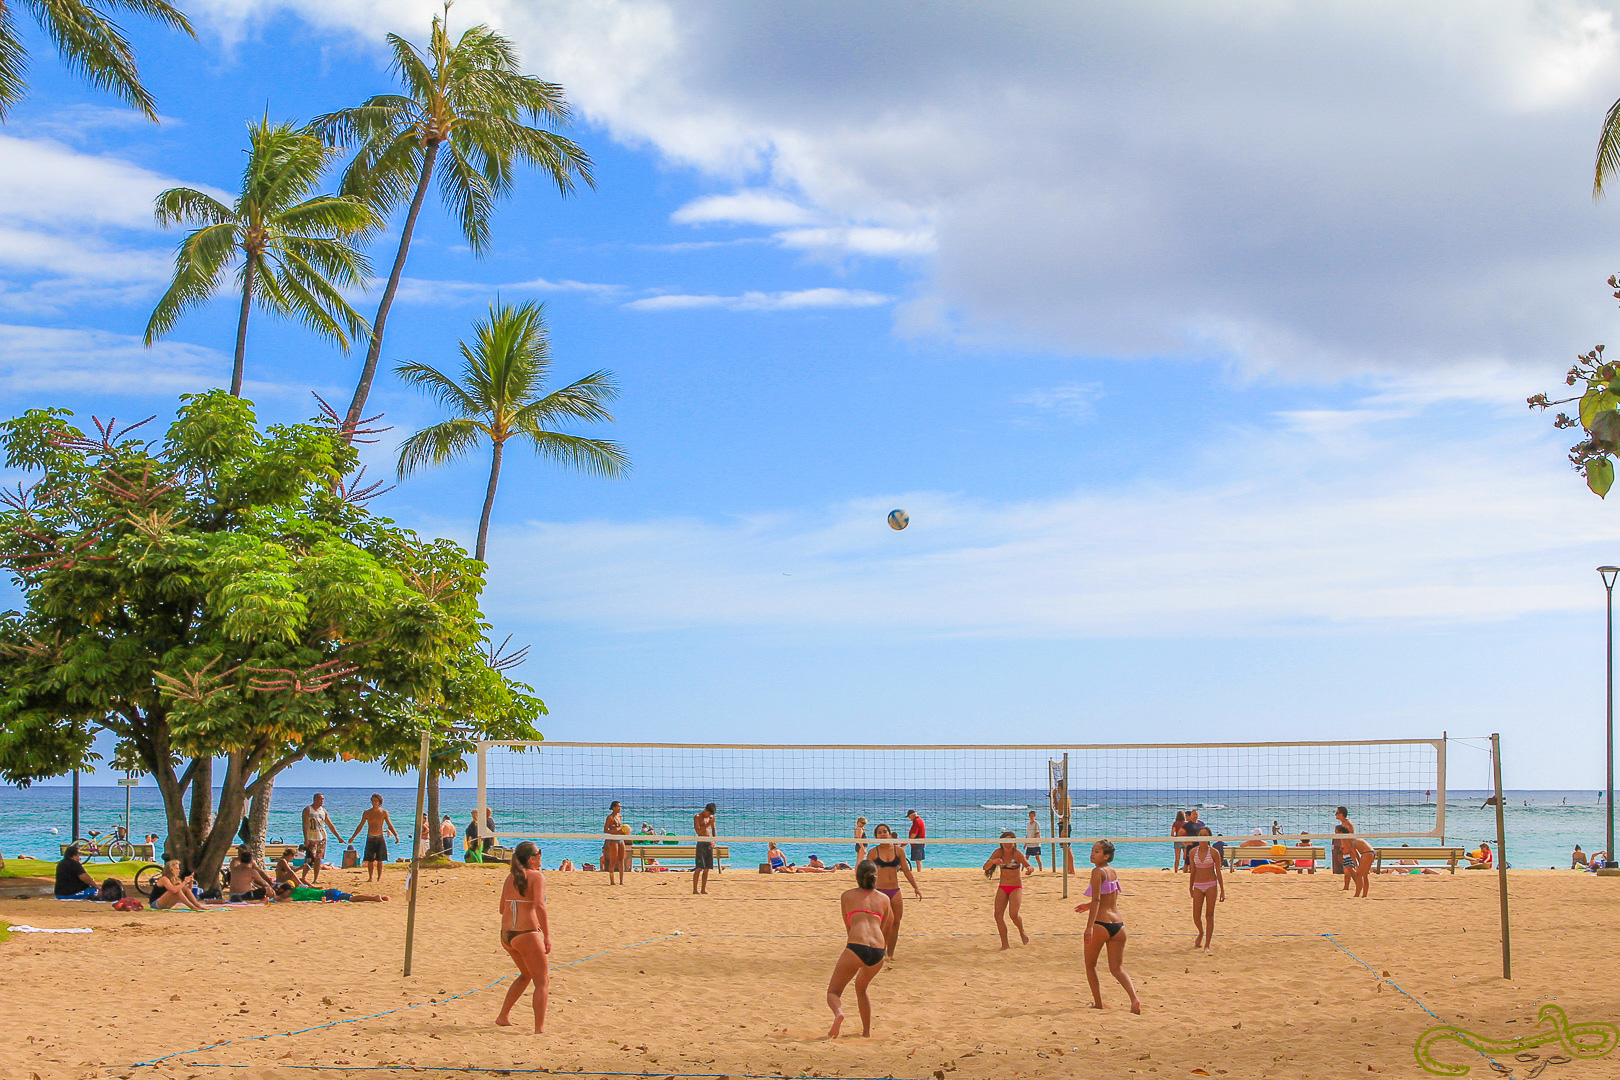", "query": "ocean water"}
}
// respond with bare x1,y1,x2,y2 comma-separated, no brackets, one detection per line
0,785,1608,871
